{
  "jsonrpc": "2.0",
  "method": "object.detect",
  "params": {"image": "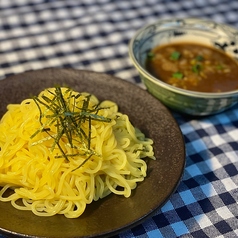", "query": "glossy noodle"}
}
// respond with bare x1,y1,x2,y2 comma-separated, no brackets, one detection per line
0,87,154,218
